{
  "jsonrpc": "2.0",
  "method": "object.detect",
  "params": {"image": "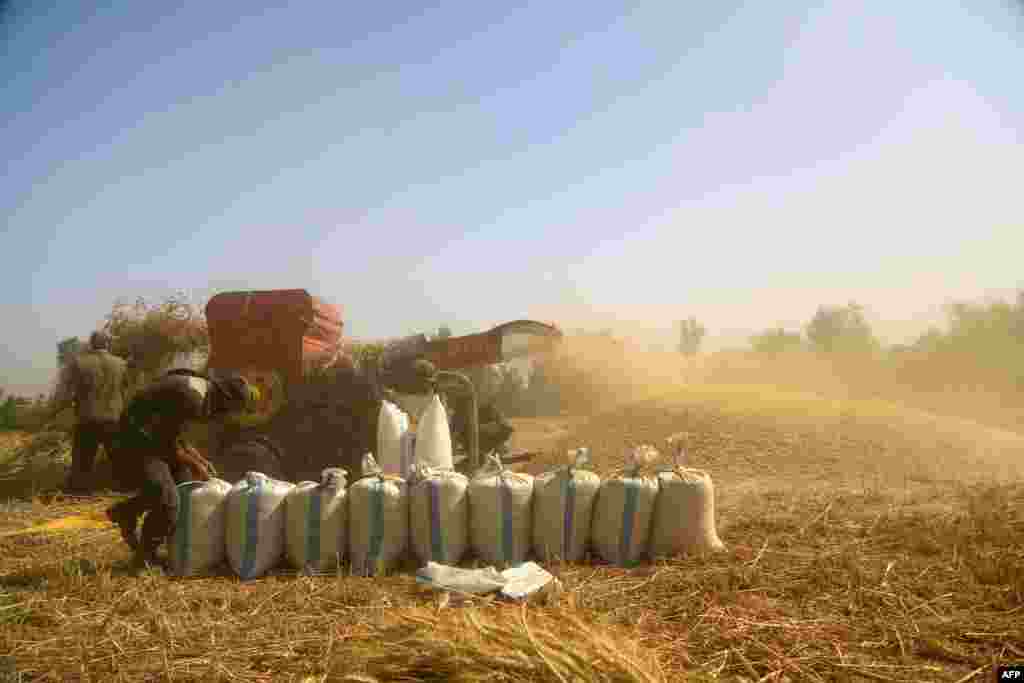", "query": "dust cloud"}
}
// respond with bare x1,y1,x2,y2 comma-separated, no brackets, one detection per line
542,332,1024,485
